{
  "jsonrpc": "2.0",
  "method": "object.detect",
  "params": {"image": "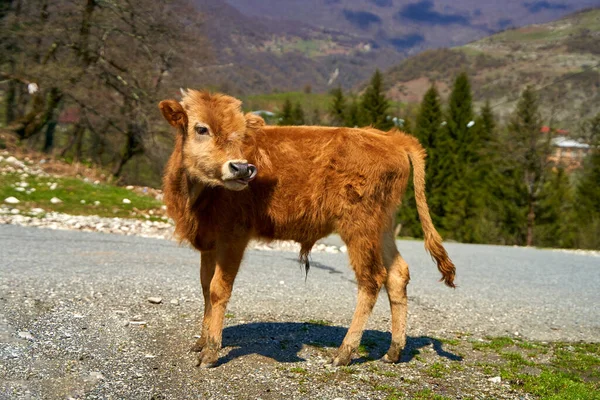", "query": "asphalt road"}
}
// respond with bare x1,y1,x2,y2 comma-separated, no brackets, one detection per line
1,225,599,399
